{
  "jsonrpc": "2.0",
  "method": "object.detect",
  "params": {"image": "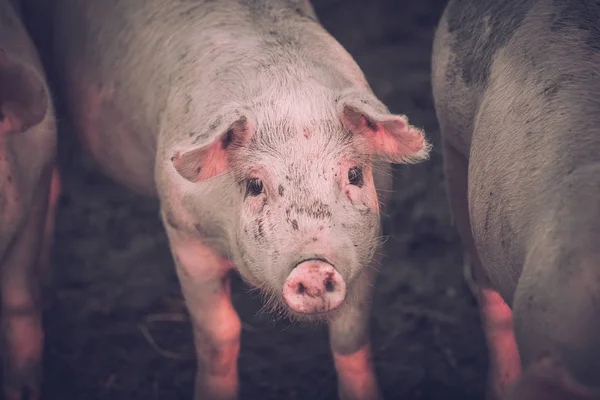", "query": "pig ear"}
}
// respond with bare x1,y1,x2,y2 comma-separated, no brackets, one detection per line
0,48,48,135
171,116,252,182
339,95,431,164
